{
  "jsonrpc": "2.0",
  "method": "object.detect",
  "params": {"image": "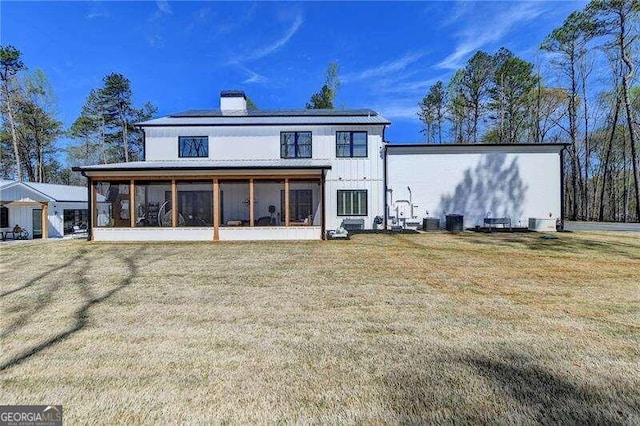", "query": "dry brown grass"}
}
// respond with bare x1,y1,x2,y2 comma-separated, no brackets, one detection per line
1,232,639,423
